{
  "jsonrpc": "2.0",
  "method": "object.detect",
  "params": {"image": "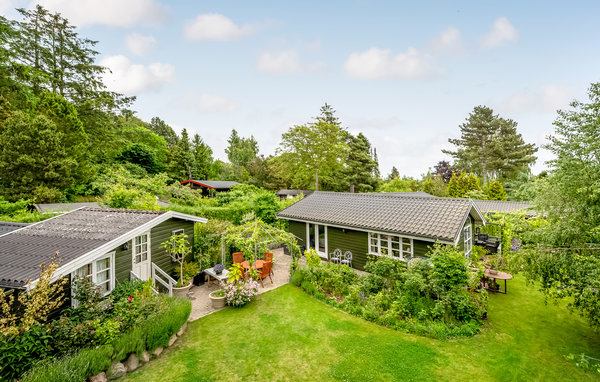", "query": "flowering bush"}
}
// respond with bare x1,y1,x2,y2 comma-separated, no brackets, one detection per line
222,280,260,307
